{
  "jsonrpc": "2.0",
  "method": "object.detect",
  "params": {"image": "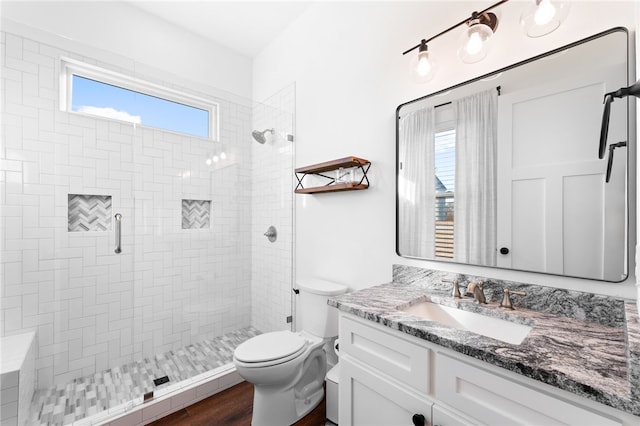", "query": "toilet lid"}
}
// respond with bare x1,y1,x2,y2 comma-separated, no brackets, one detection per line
234,331,307,363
